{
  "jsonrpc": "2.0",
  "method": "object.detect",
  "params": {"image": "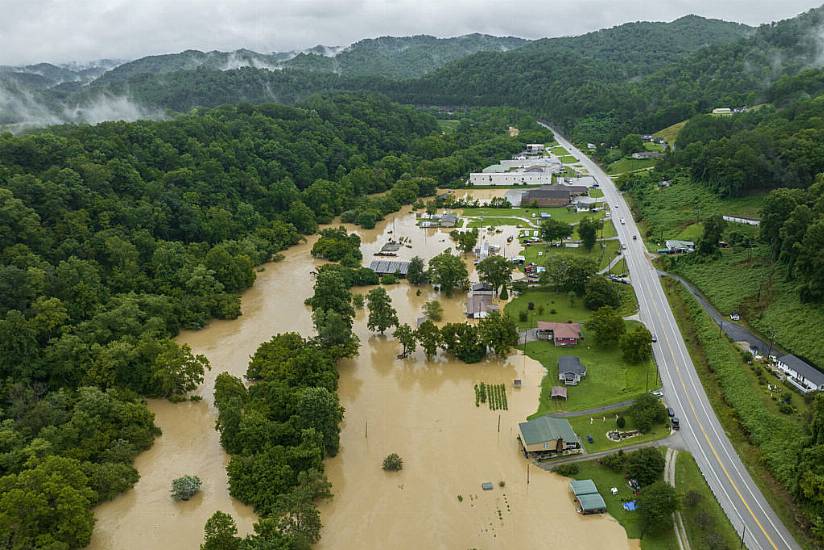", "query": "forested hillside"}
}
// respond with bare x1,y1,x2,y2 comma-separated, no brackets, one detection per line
94,34,527,85
0,93,540,548
401,8,824,144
